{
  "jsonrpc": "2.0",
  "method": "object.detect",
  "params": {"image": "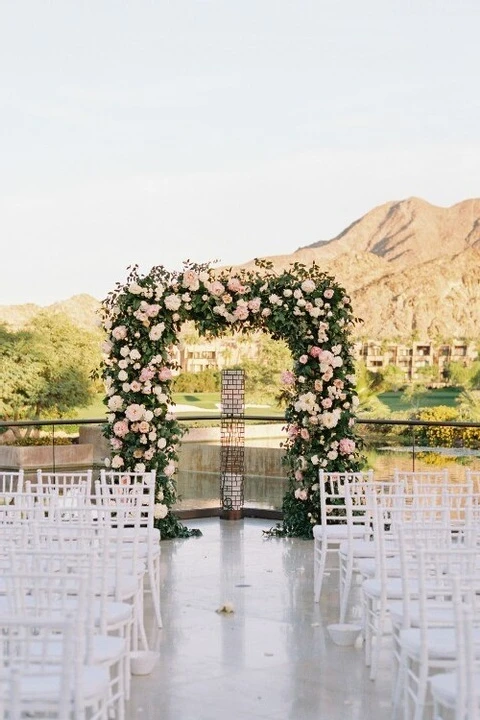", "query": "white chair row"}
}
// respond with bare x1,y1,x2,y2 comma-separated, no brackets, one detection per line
0,469,163,718
313,467,480,719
